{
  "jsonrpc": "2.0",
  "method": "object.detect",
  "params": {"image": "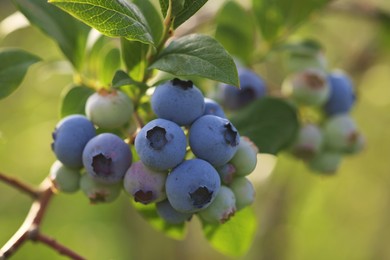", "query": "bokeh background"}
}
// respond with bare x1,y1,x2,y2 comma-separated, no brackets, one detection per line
1,0,390,259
